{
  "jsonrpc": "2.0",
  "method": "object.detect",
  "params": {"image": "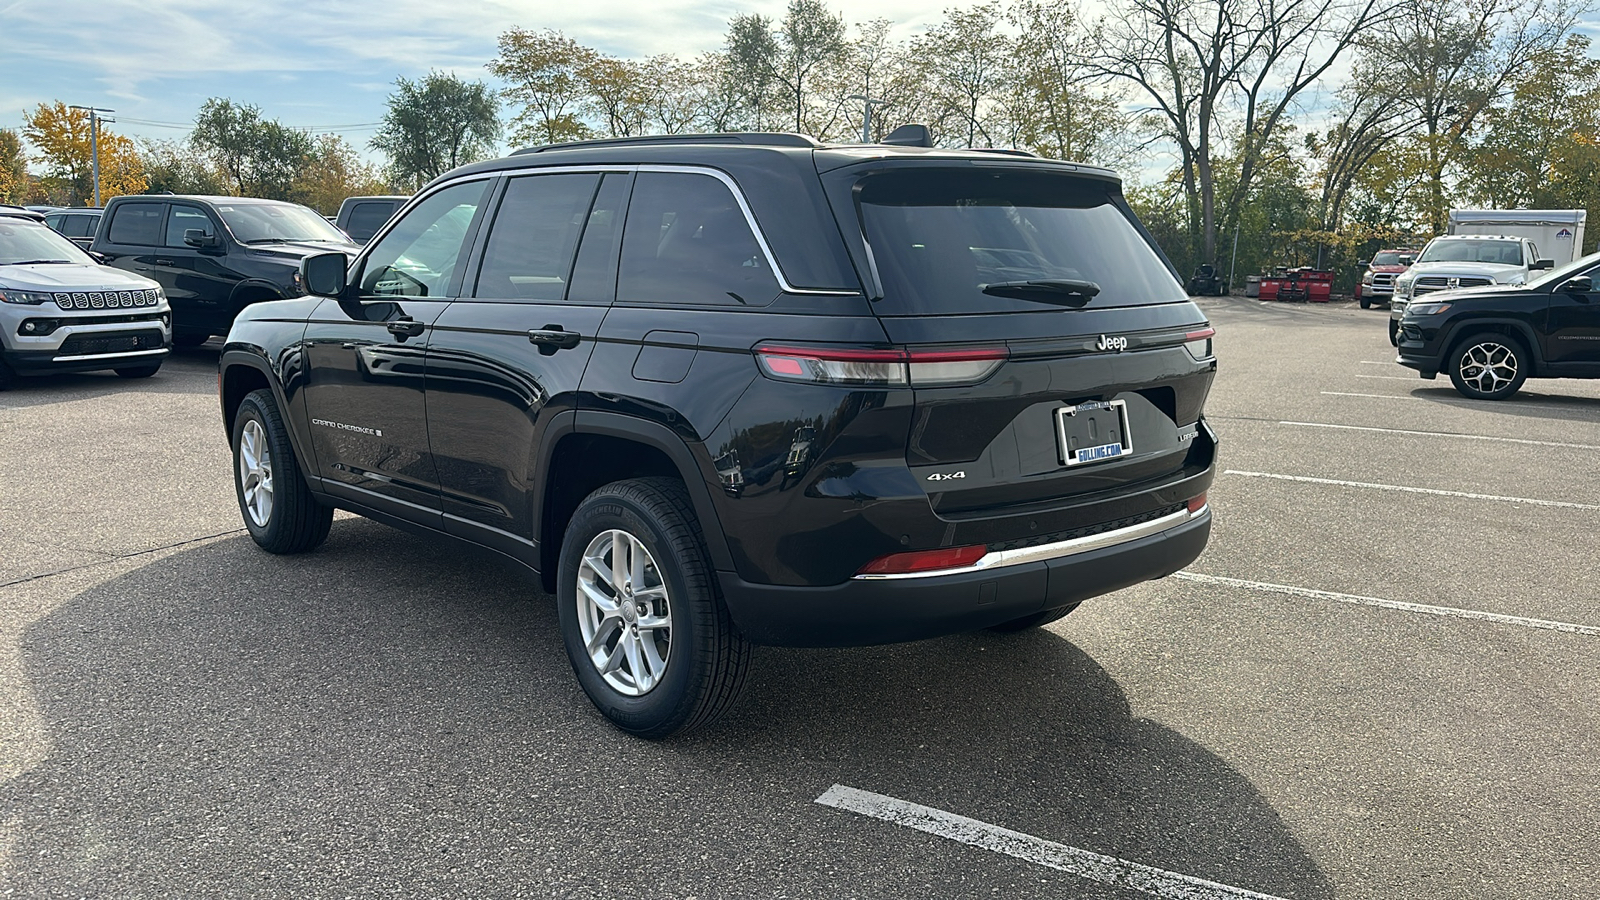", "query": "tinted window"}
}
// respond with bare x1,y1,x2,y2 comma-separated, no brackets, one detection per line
346,201,397,243
166,205,213,247
358,180,488,299
1418,240,1524,265
1372,251,1402,266
857,169,1186,316
107,202,164,245
568,174,632,303
44,214,65,232
618,172,778,306
65,214,98,238
472,174,598,301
